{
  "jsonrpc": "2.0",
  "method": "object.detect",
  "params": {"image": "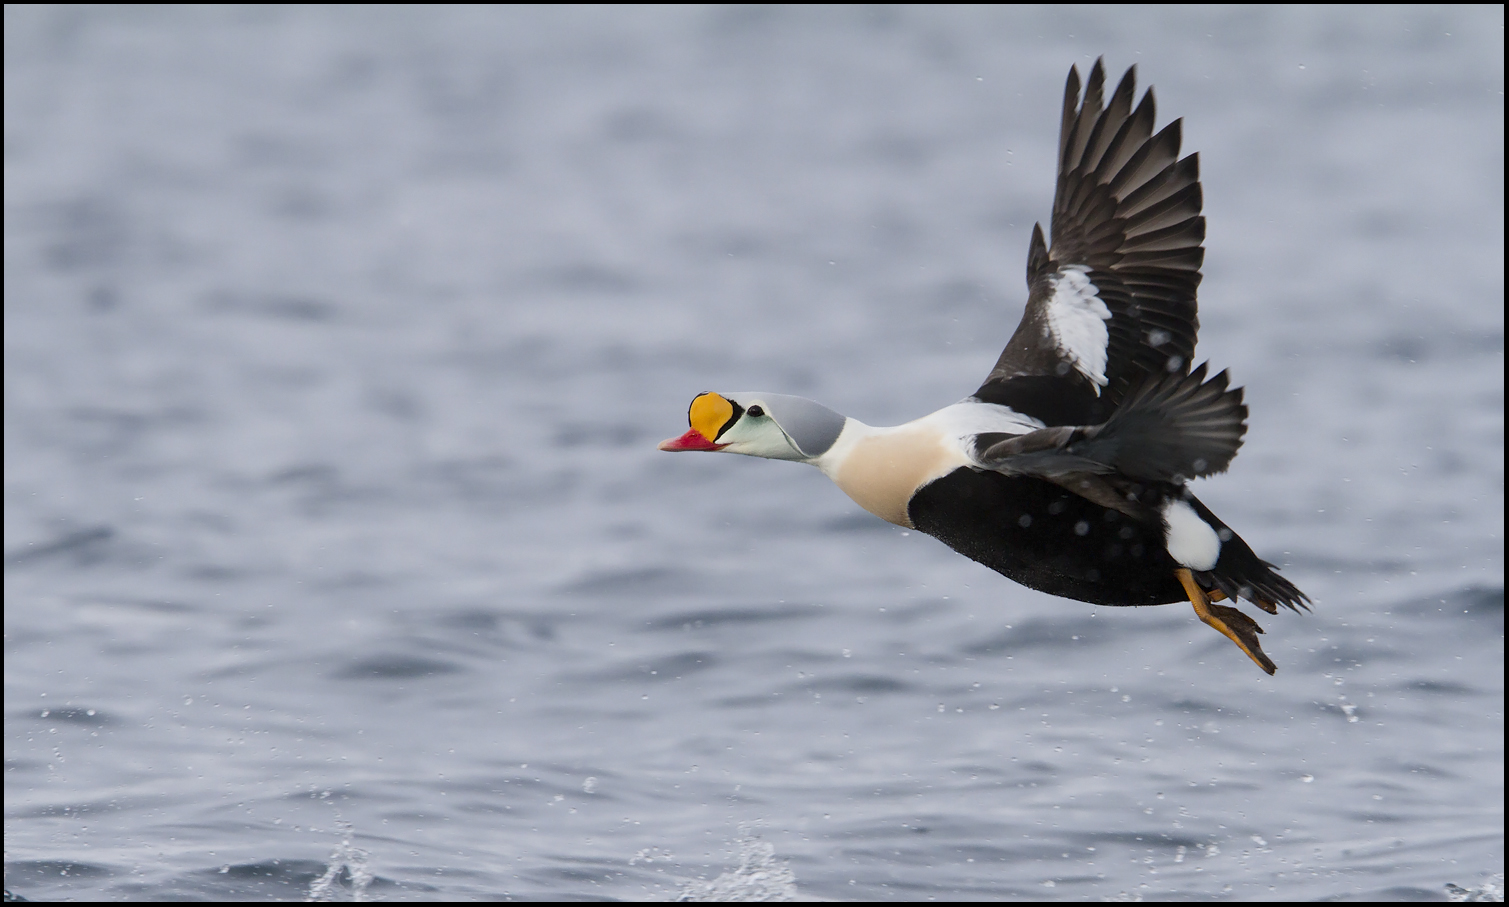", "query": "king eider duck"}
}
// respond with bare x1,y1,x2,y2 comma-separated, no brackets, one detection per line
659,59,1309,674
